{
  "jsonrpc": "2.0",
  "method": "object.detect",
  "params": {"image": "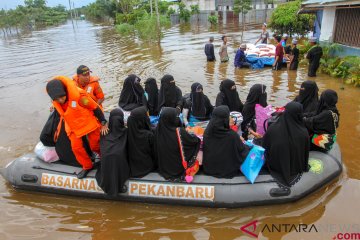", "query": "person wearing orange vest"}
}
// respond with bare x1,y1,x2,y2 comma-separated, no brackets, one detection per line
73,65,105,106
46,76,109,179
